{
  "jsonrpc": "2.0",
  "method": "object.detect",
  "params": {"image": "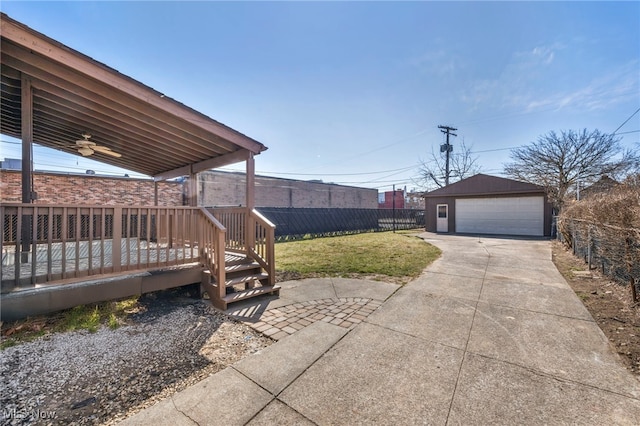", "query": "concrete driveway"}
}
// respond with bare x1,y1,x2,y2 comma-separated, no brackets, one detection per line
121,233,640,425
